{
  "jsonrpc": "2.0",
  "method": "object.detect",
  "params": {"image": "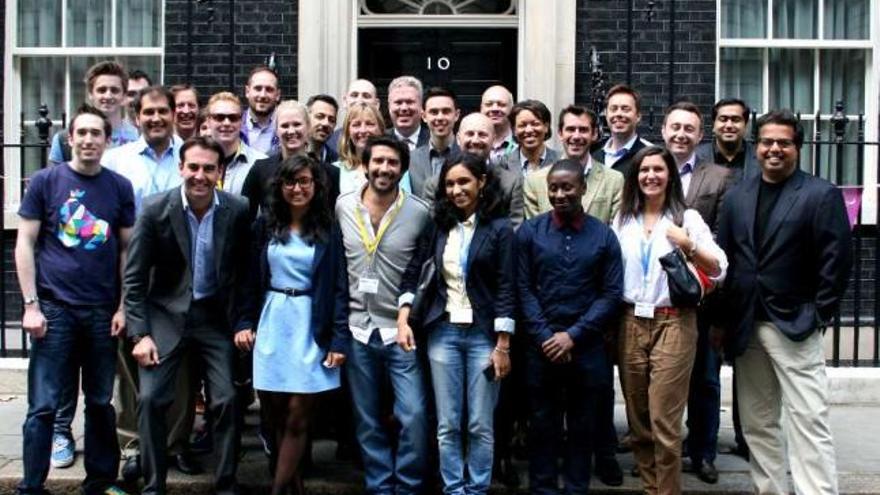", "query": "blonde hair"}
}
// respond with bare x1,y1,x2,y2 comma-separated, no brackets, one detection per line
338,102,386,167
274,99,310,132
206,91,242,113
